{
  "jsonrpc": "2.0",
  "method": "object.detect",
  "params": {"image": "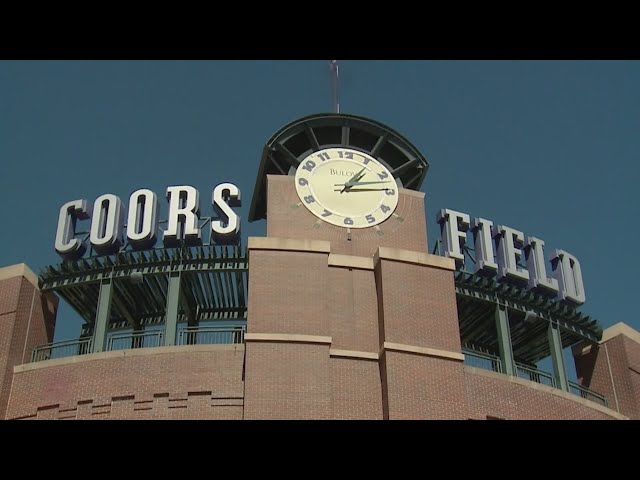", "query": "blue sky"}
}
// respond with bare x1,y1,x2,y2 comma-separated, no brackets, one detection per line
1,60,638,348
